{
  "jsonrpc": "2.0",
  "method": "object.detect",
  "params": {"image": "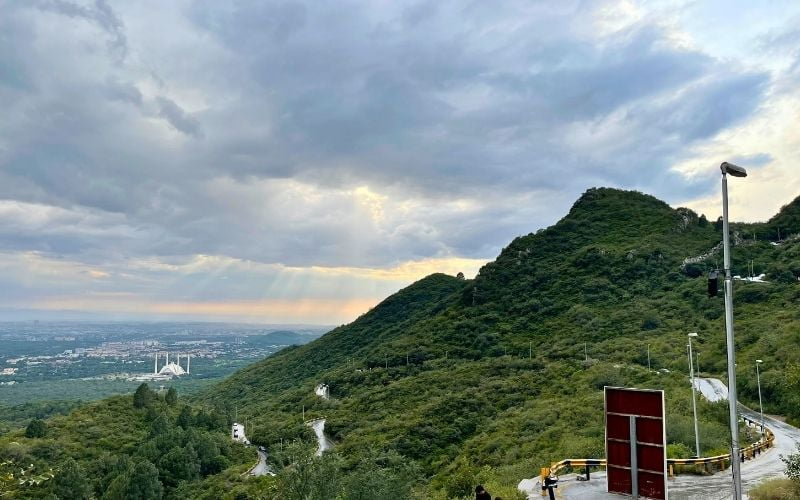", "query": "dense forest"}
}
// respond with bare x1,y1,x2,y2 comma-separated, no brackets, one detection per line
3,187,800,498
